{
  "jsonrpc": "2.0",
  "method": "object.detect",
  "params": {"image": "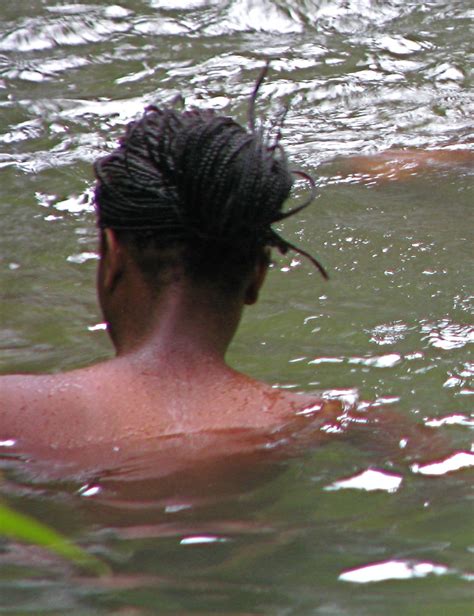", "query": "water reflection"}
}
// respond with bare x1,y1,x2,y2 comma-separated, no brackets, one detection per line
324,468,403,492
340,559,450,584
1,1,473,613
412,451,474,476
